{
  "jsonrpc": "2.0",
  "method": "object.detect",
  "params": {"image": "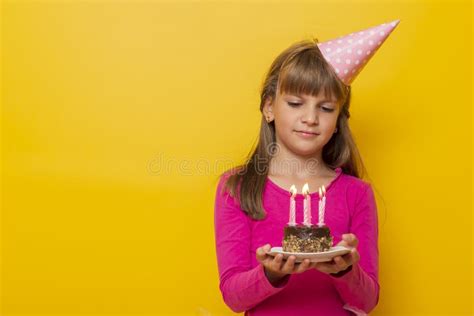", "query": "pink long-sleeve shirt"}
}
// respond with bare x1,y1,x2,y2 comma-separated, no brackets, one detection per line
214,167,380,315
